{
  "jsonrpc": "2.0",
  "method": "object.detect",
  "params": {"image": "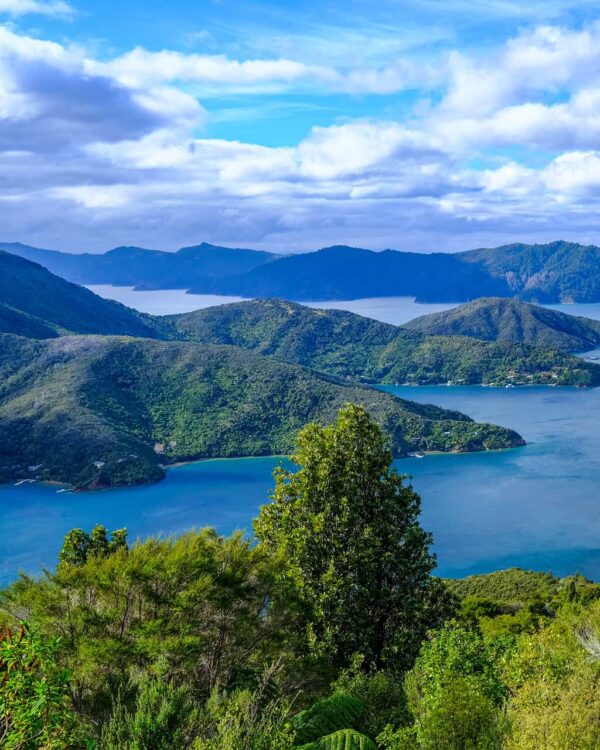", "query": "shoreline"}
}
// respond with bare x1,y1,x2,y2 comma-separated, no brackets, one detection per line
2,442,528,494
